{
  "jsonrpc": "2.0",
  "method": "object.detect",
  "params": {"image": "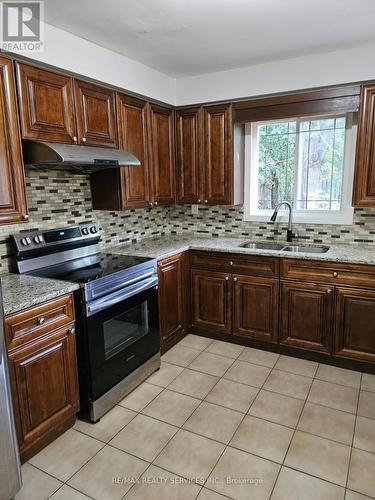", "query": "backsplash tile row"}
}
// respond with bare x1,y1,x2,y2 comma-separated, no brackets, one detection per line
0,170,374,273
